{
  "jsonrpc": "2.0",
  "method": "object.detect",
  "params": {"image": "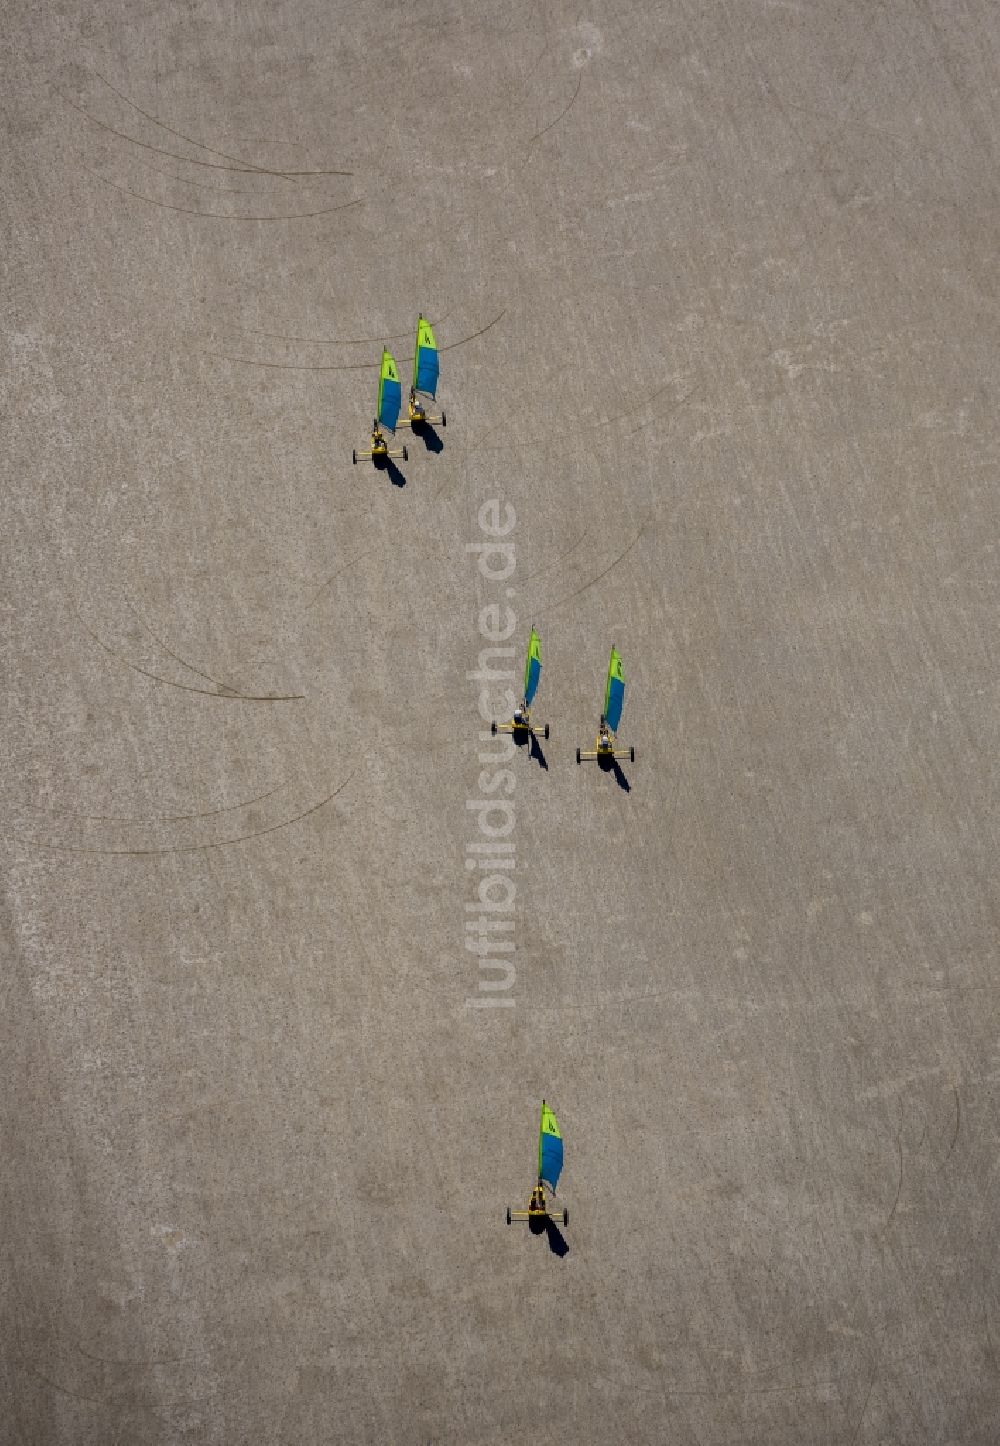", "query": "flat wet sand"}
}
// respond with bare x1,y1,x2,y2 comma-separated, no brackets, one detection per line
4,2,1000,1440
